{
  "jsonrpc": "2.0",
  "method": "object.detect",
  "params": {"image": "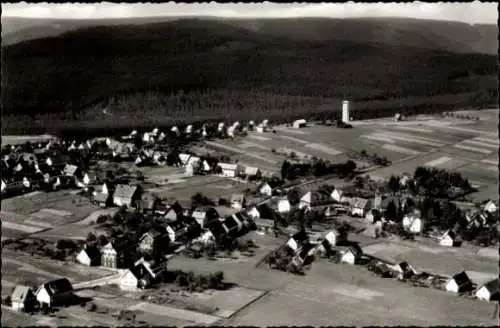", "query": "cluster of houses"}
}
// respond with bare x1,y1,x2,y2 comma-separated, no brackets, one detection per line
10,278,75,312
